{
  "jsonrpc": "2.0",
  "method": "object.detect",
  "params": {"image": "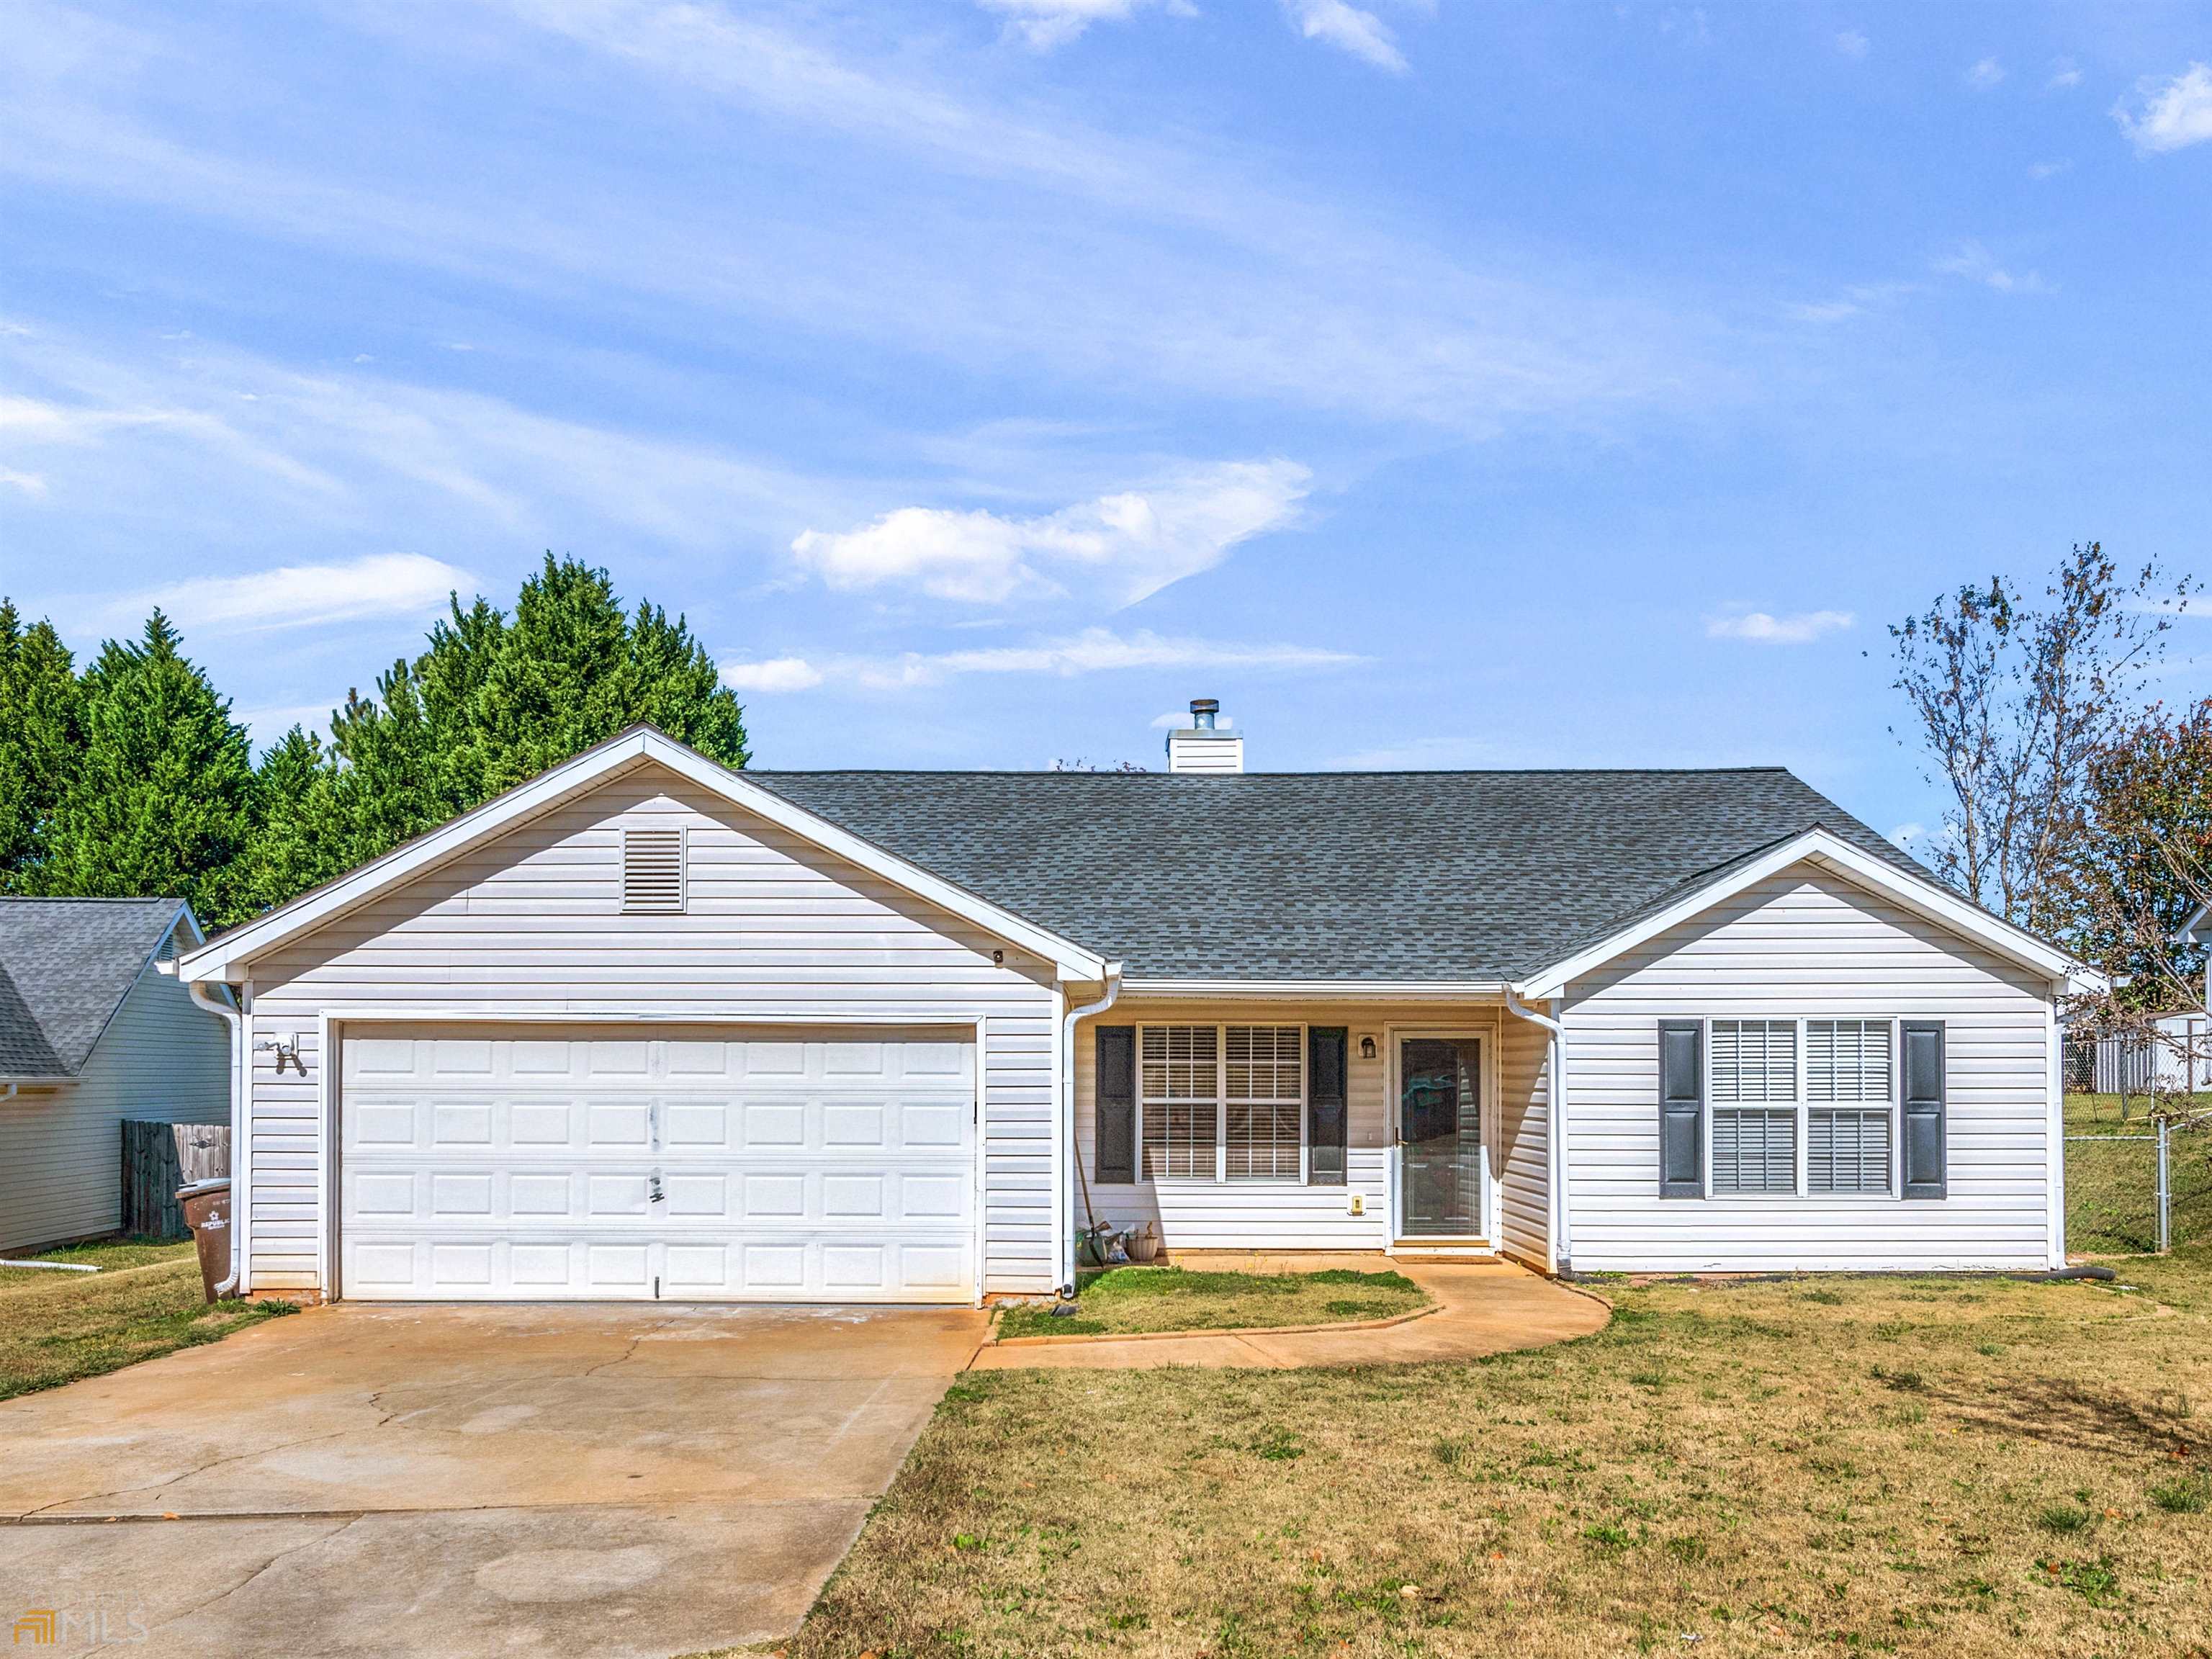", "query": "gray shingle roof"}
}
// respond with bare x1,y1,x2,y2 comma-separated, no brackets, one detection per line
749,768,1927,983
0,899,188,1077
